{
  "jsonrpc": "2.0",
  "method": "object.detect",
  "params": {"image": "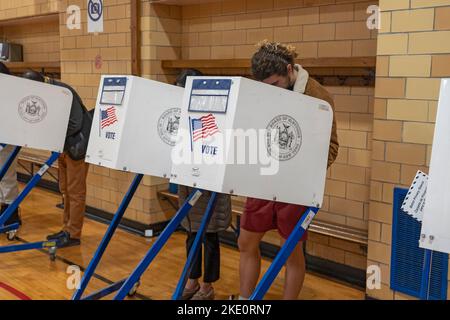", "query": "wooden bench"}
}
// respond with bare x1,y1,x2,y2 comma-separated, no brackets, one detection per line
158,190,368,245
